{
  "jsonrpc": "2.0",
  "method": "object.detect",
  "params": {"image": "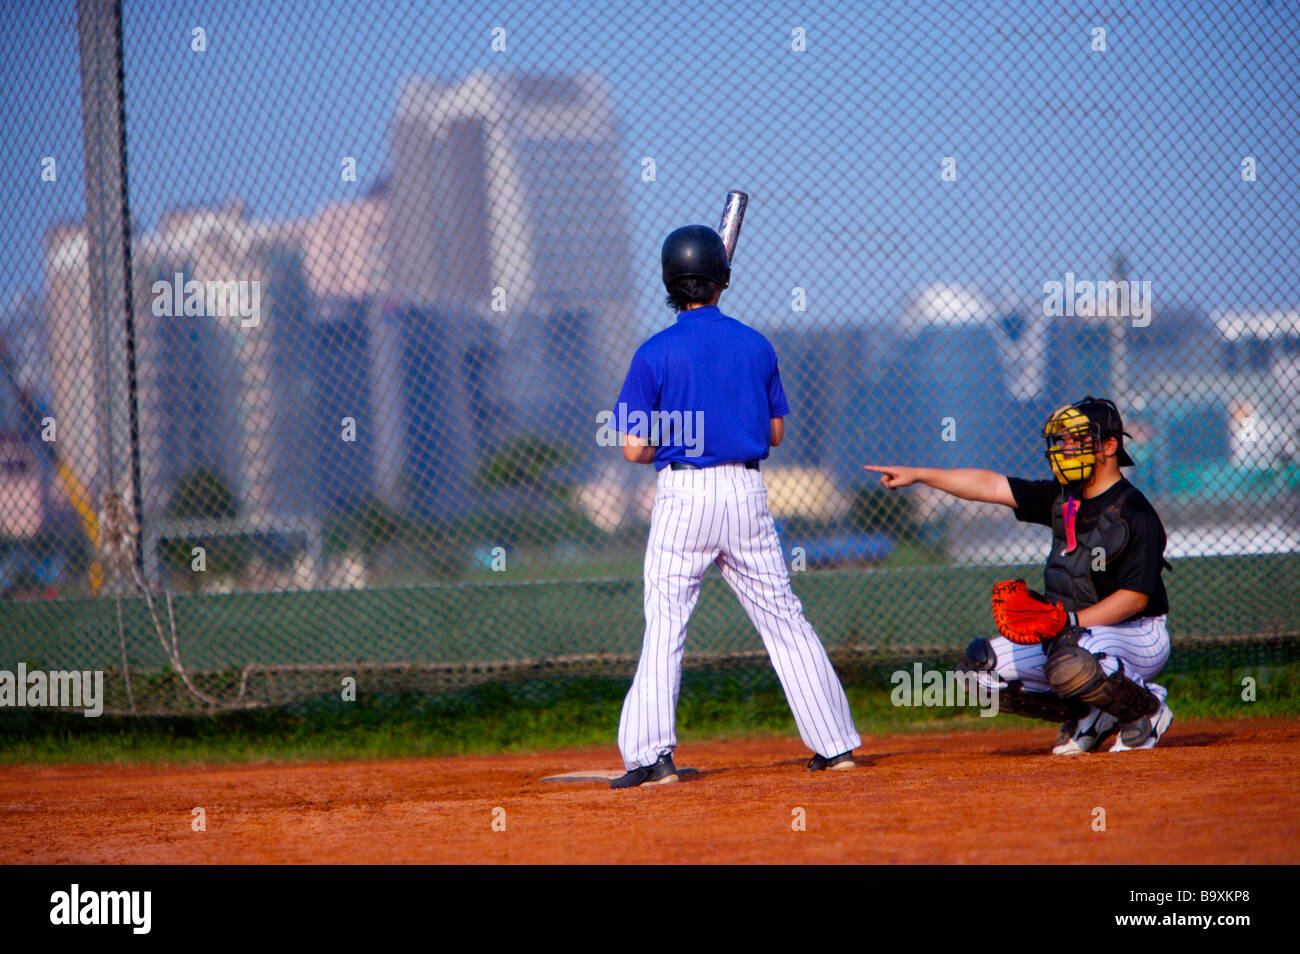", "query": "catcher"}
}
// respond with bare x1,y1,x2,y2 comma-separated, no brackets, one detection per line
865,397,1173,754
